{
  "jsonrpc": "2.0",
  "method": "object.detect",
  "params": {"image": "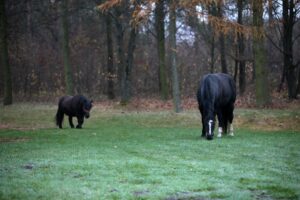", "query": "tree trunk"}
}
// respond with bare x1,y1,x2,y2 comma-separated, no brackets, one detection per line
0,0,12,105
219,34,228,73
217,1,227,74
237,0,246,95
297,66,300,95
169,1,182,113
61,0,73,95
283,0,297,99
253,0,270,107
155,0,168,100
105,14,115,99
120,27,137,104
210,34,215,73
209,3,217,73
